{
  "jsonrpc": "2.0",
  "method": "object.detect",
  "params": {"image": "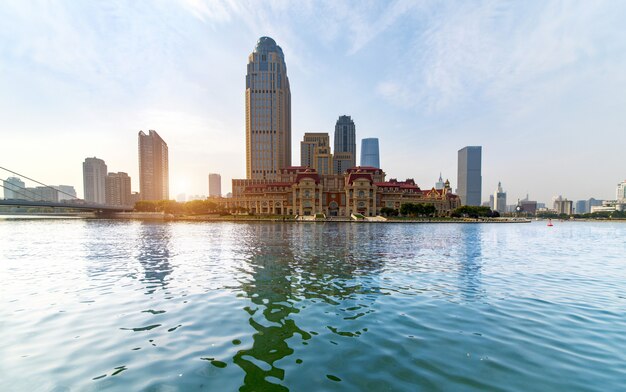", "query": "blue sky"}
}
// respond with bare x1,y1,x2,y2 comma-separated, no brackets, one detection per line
1,0,625,203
